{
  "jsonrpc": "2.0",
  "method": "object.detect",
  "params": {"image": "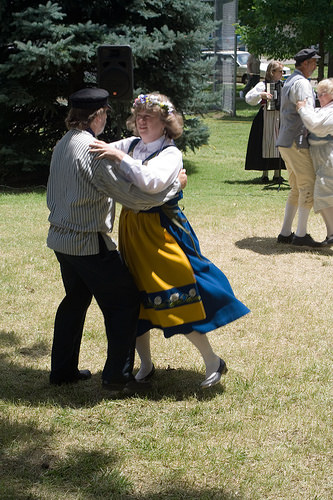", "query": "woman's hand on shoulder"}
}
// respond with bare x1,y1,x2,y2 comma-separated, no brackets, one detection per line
89,140,125,162
296,99,307,111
